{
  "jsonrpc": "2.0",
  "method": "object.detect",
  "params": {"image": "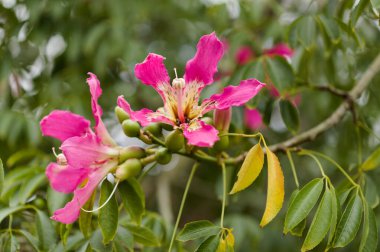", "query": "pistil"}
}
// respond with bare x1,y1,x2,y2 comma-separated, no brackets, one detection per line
172,68,186,123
